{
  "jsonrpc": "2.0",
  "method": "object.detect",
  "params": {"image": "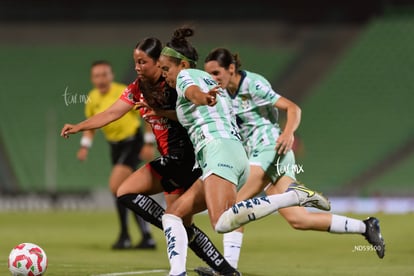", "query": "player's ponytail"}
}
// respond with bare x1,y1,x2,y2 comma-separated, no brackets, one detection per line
172,27,194,45
164,26,198,68
232,53,242,70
